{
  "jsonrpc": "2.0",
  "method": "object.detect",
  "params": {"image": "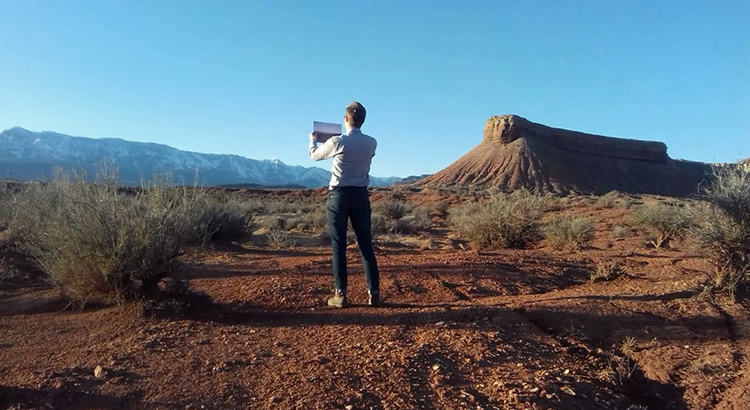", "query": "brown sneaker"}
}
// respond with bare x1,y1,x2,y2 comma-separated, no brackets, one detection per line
327,292,347,308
